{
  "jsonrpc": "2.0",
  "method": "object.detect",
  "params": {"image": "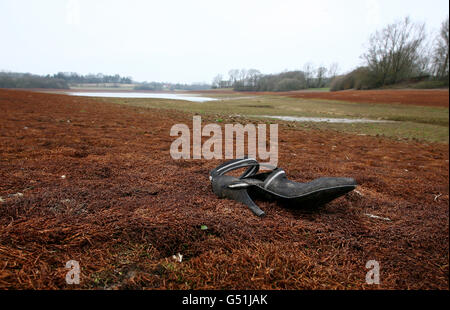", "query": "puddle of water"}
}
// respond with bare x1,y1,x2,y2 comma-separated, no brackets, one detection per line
66,92,217,102
255,115,391,123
